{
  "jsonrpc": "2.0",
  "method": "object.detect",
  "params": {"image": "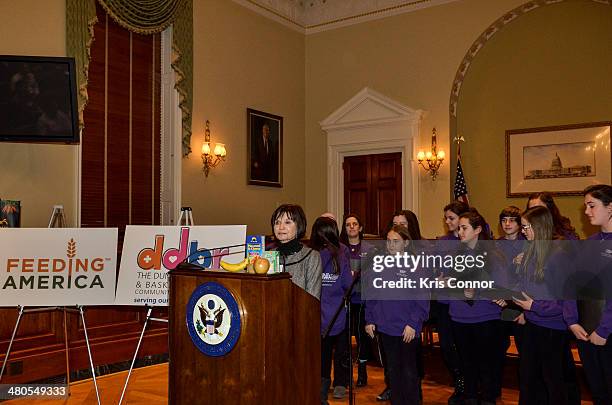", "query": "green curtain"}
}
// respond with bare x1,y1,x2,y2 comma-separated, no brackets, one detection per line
170,0,193,157
66,0,193,156
66,0,98,129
